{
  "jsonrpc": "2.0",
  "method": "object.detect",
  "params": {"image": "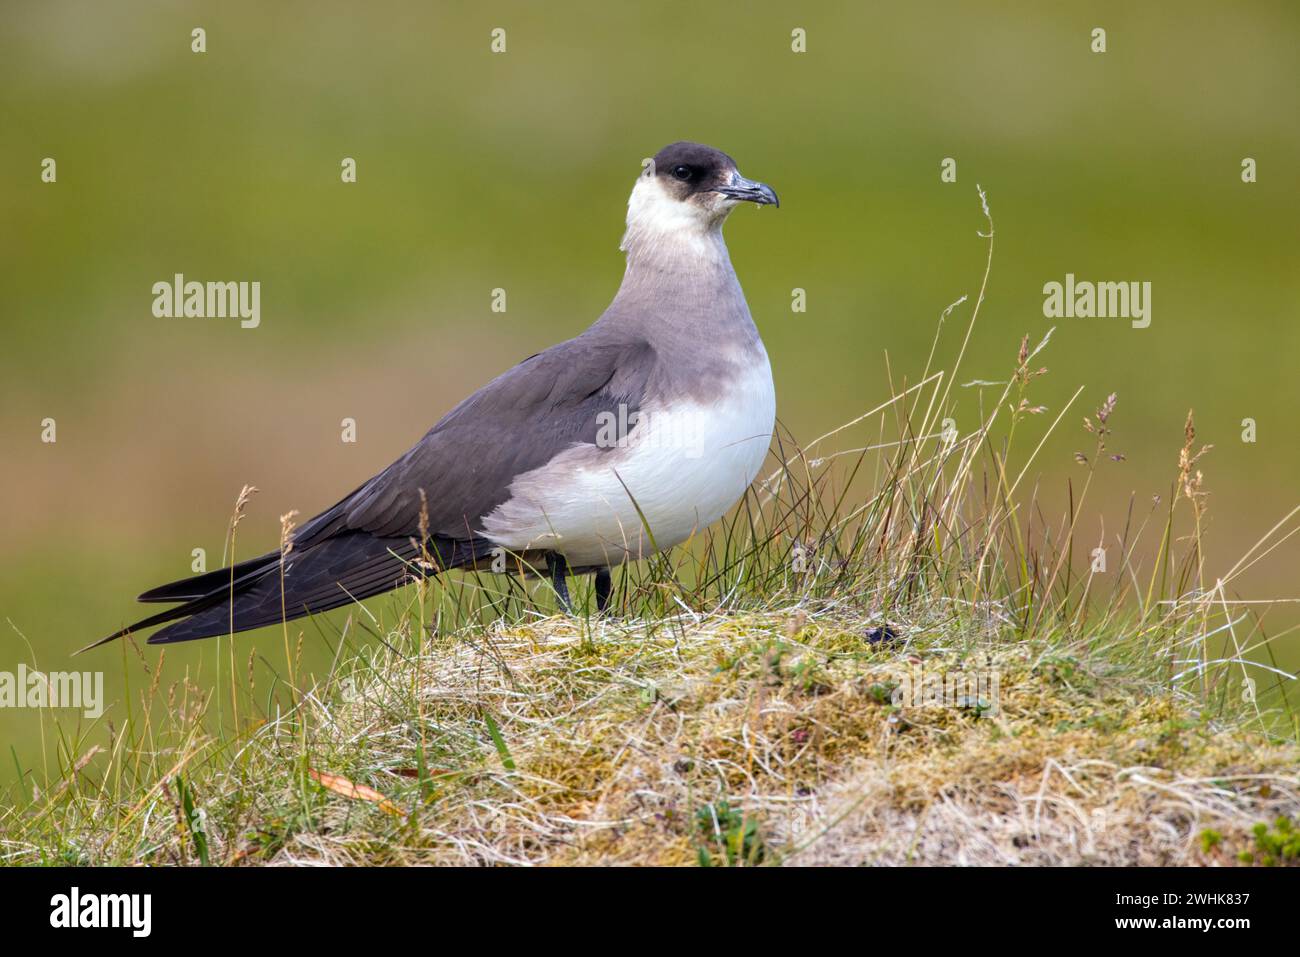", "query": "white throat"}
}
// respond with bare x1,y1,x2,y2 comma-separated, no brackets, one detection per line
619,175,730,268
